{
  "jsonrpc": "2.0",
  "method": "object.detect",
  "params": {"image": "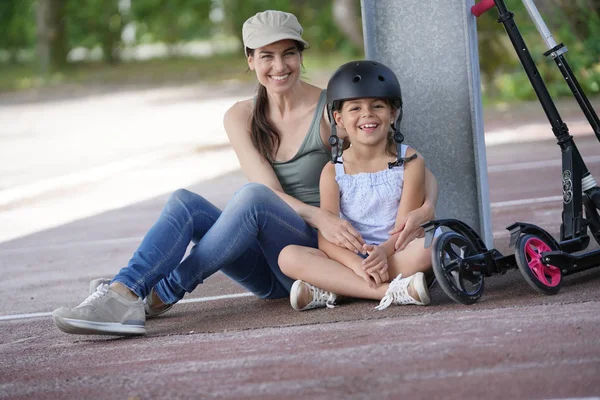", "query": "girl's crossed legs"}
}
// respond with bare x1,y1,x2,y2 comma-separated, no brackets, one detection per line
279,238,432,310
